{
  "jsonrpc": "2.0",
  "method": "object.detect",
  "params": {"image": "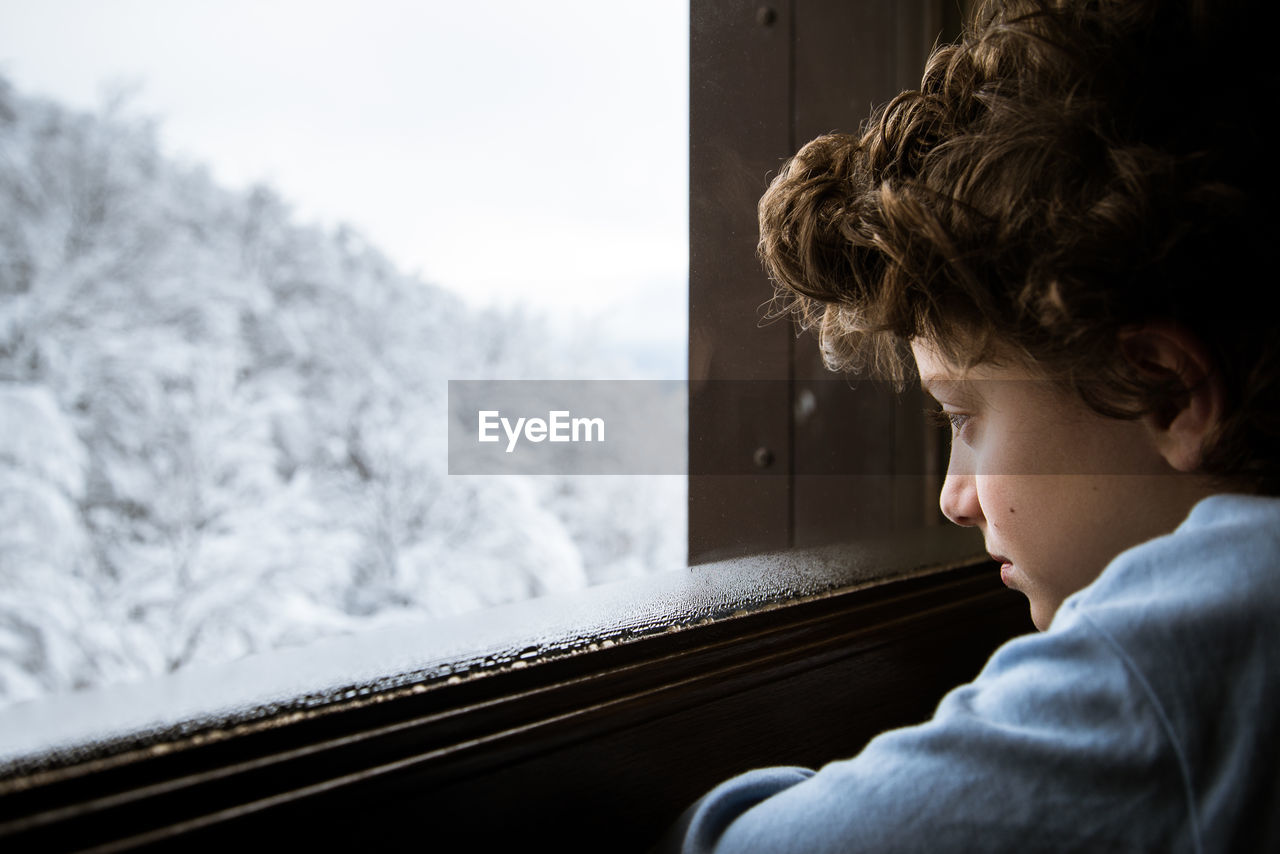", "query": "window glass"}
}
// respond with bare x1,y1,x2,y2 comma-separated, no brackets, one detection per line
0,0,688,709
